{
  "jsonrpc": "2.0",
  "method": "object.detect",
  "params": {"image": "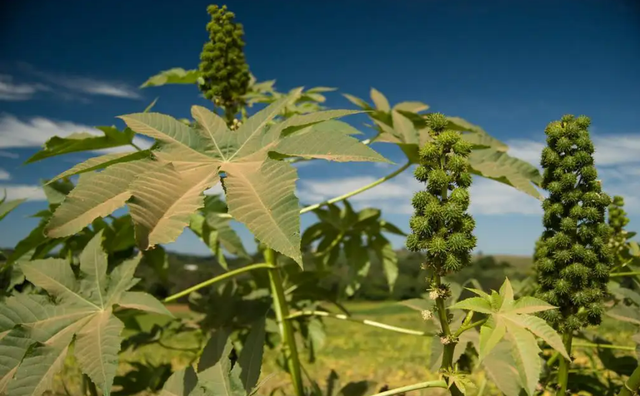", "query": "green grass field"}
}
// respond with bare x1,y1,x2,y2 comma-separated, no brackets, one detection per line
52,299,637,396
